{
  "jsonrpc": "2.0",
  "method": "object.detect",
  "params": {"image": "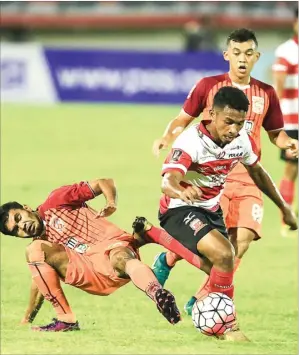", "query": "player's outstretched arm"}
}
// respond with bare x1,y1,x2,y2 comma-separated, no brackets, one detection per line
245,162,298,230
268,130,298,158
88,178,117,218
152,110,195,157
20,280,44,324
